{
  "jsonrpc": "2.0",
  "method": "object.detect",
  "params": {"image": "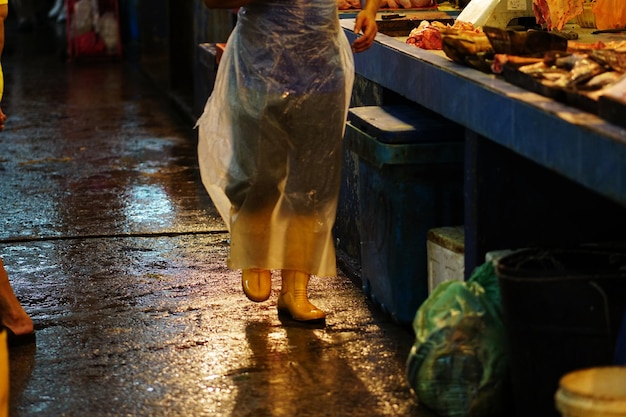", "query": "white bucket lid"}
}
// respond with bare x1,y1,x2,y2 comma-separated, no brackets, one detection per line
556,366,626,416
